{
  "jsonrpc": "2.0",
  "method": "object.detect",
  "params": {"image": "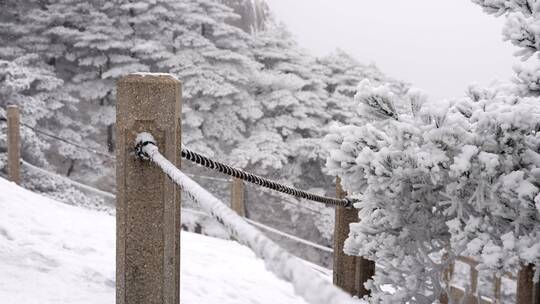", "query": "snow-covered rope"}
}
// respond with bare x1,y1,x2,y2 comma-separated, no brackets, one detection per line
179,146,354,208
135,132,356,304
